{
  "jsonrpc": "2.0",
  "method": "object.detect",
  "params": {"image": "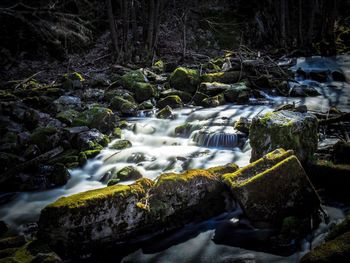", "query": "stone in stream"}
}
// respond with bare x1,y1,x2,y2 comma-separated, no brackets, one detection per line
156,105,173,119
37,164,238,257
169,67,200,93
110,96,138,116
201,94,226,107
249,110,318,162
222,149,321,227
110,139,132,150
156,95,183,109
223,82,251,103
199,82,232,96
107,166,143,186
